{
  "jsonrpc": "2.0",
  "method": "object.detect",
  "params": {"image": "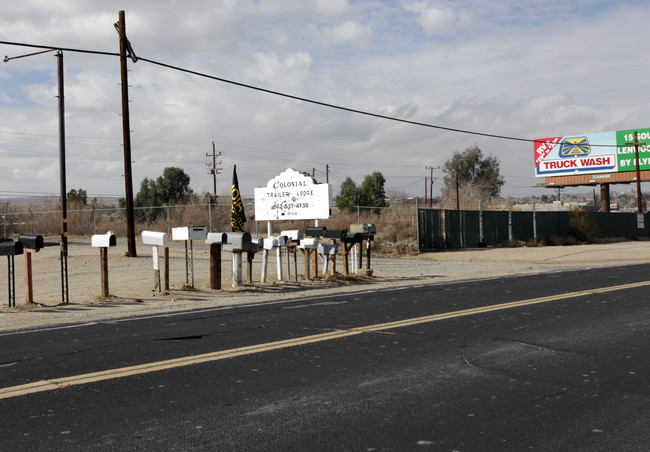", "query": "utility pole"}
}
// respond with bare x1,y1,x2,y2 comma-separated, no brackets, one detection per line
116,10,138,257
425,166,438,208
205,142,222,198
56,50,69,304
626,131,647,219
206,142,222,233
326,164,329,183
